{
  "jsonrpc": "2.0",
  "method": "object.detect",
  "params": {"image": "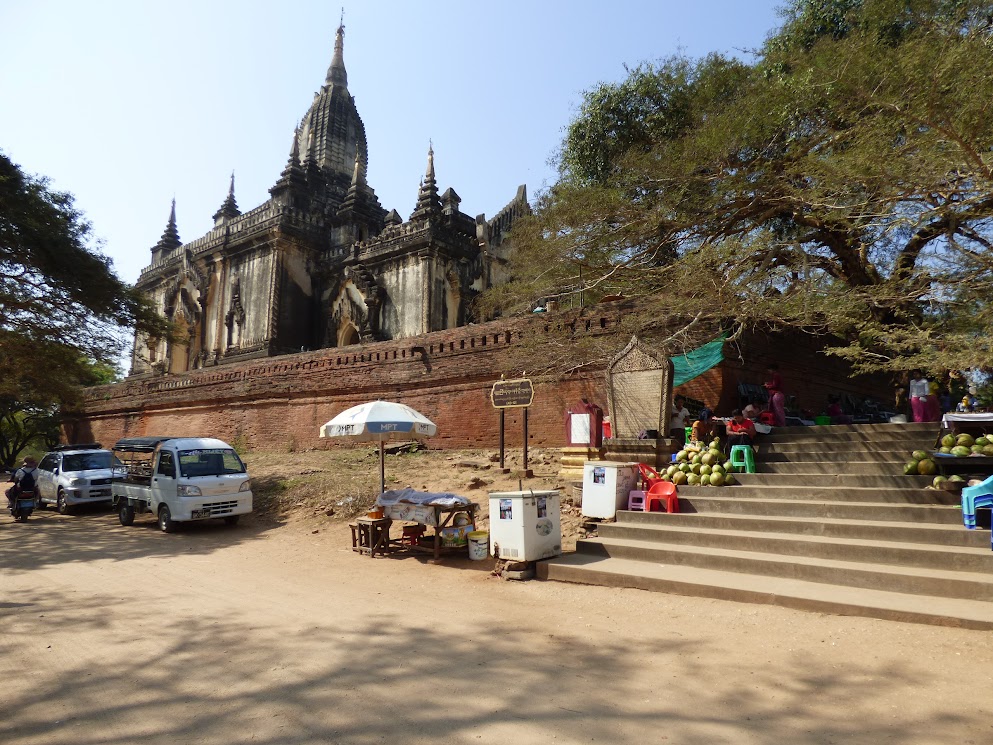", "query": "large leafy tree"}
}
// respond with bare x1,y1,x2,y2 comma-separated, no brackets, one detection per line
485,0,993,375
0,152,166,465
